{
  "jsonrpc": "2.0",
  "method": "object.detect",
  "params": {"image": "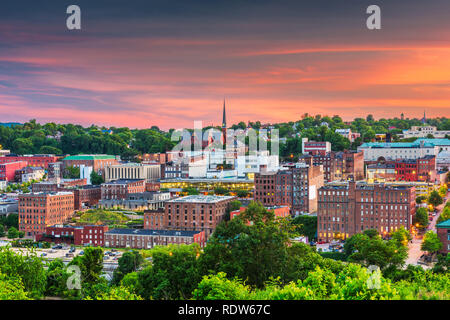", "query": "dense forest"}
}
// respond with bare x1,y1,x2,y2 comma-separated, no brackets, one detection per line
0,115,449,160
